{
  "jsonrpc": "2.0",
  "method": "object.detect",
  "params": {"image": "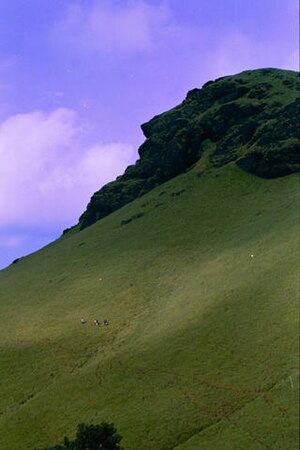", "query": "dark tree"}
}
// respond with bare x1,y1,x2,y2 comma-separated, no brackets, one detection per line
36,422,122,450
74,423,122,450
